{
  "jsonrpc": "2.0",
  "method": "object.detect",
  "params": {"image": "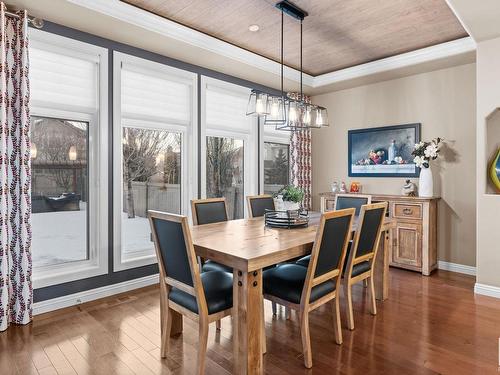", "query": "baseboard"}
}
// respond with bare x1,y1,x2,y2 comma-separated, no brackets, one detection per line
33,274,159,316
474,283,500,299
438,261,476,276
